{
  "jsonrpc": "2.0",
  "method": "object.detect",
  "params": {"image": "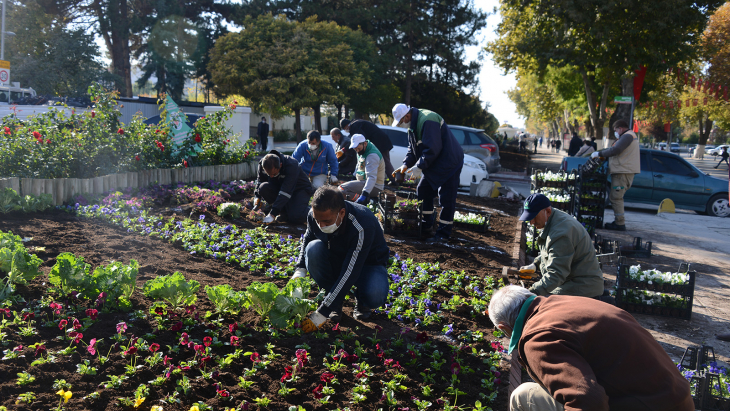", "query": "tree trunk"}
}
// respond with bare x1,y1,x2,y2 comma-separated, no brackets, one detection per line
580,68,610,140
404,34,414,105
609,76,634,134
294,107,302,141
94,0,133,97
336,104,342,124
312,104,322,133
564,110,575,135
344,105,349,120
695,112,713,158
584,119,594,139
